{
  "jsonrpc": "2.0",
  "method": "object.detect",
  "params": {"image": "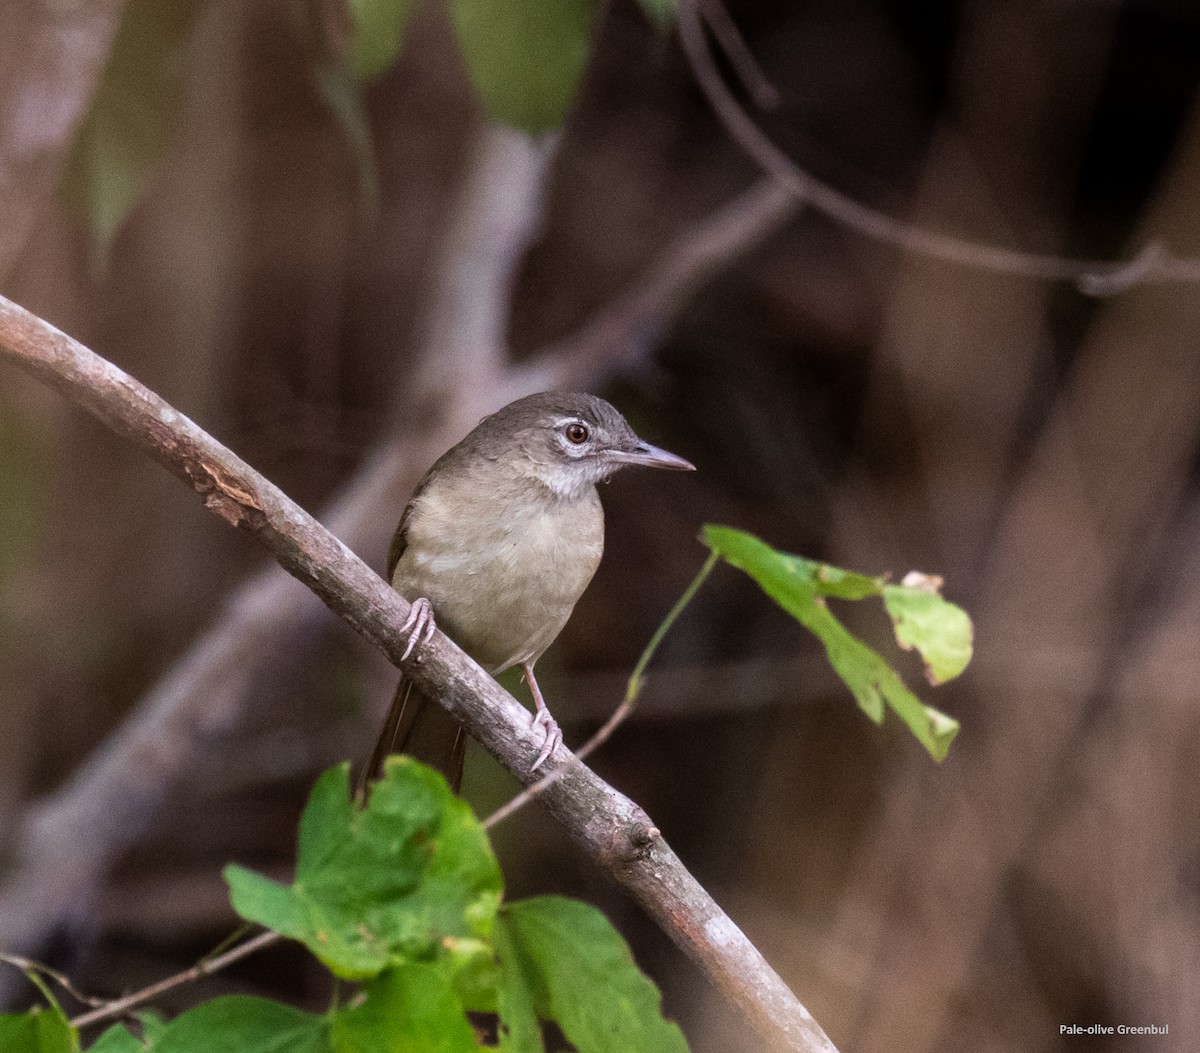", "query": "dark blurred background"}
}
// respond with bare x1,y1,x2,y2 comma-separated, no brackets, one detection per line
3,0,1200,1050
